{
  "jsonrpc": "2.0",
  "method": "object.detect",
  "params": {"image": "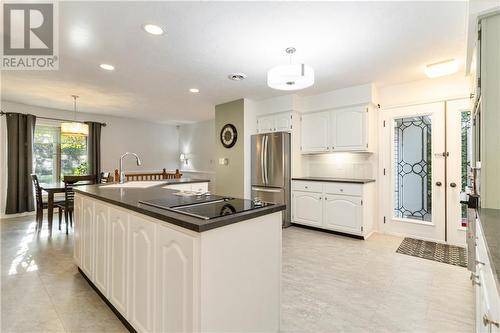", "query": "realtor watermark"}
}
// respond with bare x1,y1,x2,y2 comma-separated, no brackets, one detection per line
1,2,59,70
